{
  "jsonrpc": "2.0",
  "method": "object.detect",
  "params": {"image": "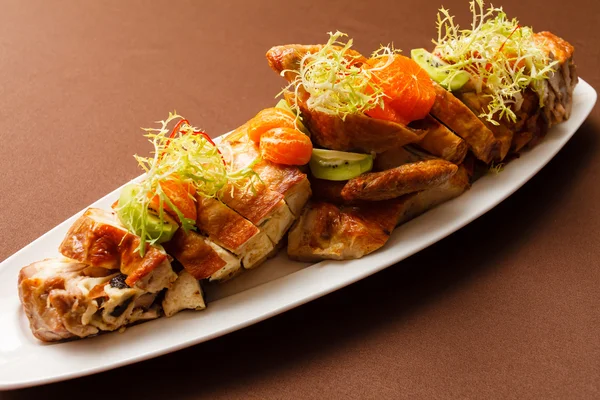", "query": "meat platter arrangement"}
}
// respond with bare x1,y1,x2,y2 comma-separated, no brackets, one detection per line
16,1,579,342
